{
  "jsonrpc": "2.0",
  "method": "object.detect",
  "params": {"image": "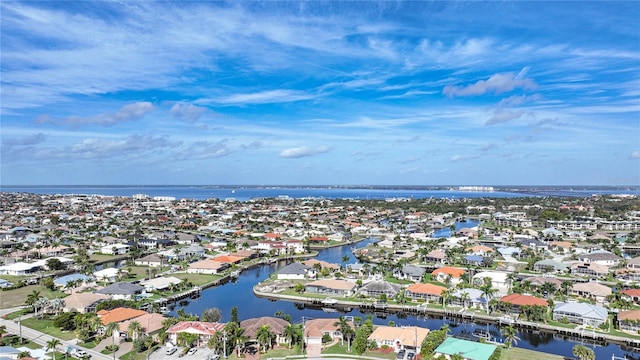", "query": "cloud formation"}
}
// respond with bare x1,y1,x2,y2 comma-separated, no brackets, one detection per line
443,71,537,97
2,133,45,146
170,103,207,122
35,102,155,127
279,146,331,158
